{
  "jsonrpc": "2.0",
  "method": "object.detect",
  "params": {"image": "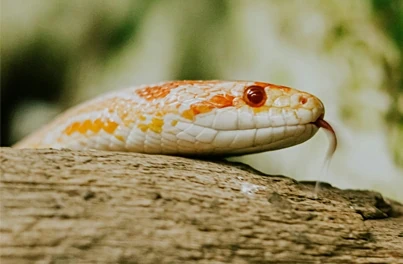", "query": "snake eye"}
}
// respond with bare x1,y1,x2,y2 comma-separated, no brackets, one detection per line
244,85,267,107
